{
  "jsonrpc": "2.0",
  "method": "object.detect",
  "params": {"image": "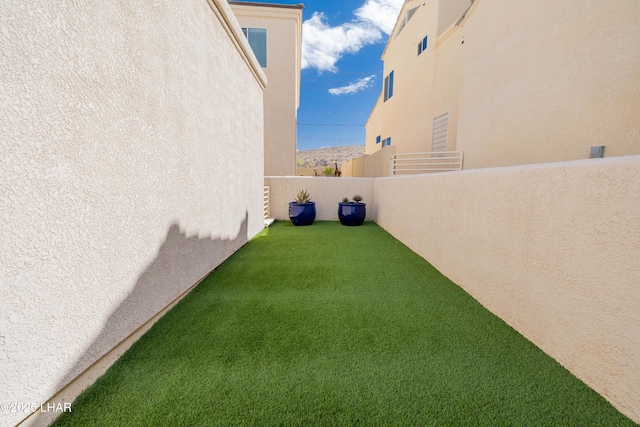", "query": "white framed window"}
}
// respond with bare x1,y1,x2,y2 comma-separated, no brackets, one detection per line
241,27,267,68
376,135,381,144
383,70,394,102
